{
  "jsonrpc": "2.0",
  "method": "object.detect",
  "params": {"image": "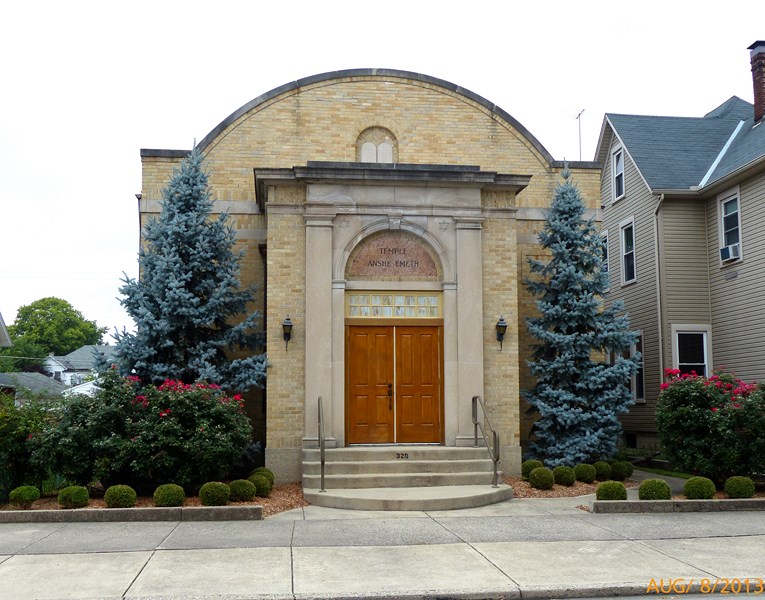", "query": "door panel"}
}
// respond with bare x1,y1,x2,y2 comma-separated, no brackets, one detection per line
347,324,442,444
396,326,442,443
347,327,394,443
